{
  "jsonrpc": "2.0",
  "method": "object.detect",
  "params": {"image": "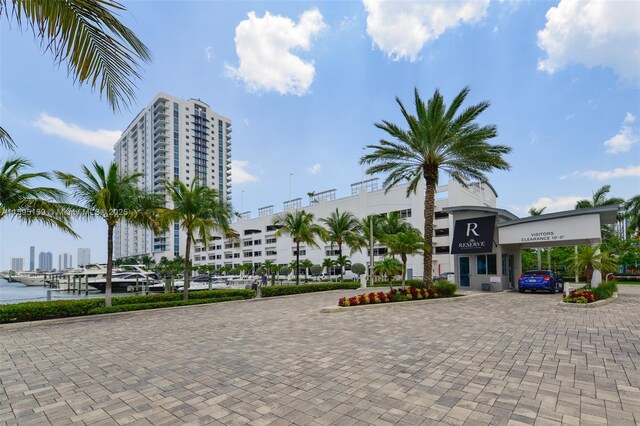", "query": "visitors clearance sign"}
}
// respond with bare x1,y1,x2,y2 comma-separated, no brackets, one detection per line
451,216,496,254
498,214,601,246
